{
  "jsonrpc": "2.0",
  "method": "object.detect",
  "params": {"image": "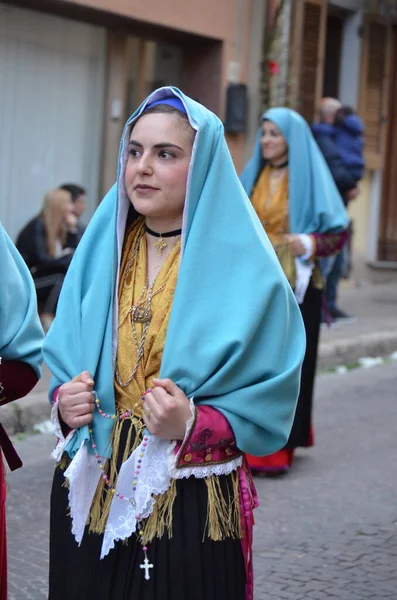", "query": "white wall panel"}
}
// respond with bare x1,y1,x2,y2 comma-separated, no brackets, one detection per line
0,4,106,240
